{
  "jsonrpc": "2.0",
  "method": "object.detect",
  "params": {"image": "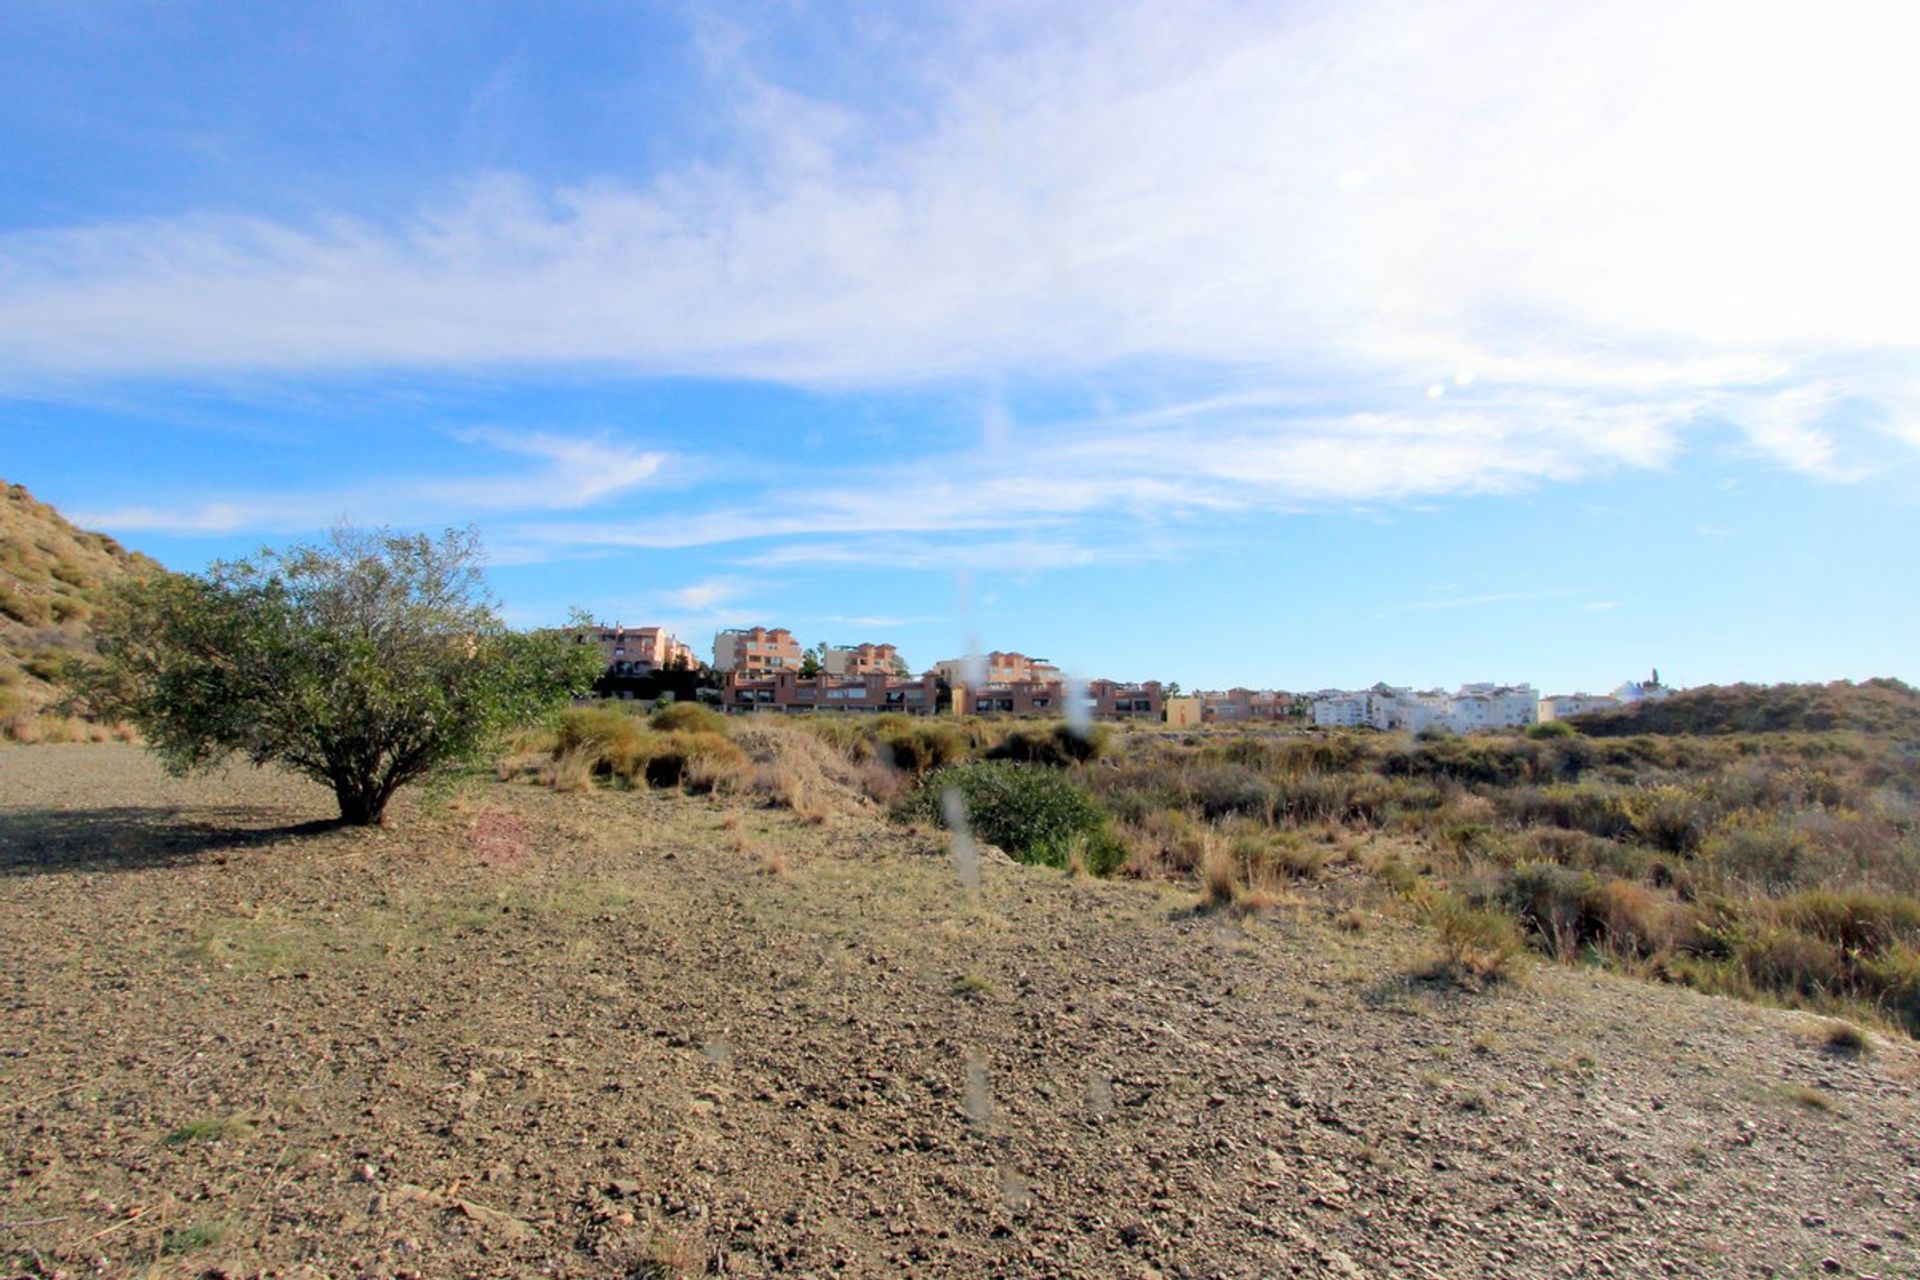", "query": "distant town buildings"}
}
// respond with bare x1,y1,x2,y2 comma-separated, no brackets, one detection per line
1195,688,1296,723
823,642,906,678
722,668,941,716
1538,670,1673,721
931,651,1060,686
583,623,696,675
712,627,803,677
1310,683,1541,733
568,616,1644,735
